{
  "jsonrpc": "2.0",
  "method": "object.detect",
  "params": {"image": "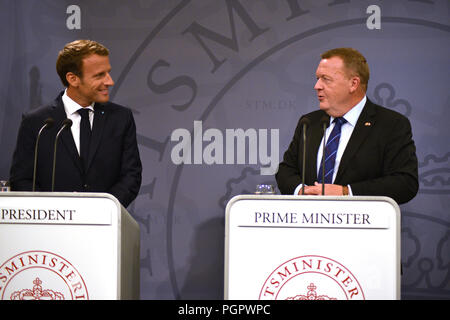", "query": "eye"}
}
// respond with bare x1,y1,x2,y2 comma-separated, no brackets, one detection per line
316,75,332,83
